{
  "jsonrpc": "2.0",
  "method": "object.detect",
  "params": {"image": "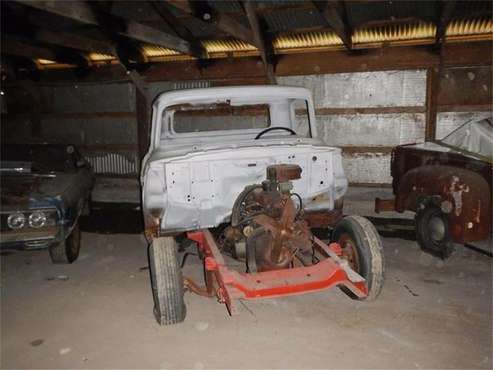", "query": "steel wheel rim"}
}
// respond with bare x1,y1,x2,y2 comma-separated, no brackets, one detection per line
339,233,360,272
428,216,446,243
